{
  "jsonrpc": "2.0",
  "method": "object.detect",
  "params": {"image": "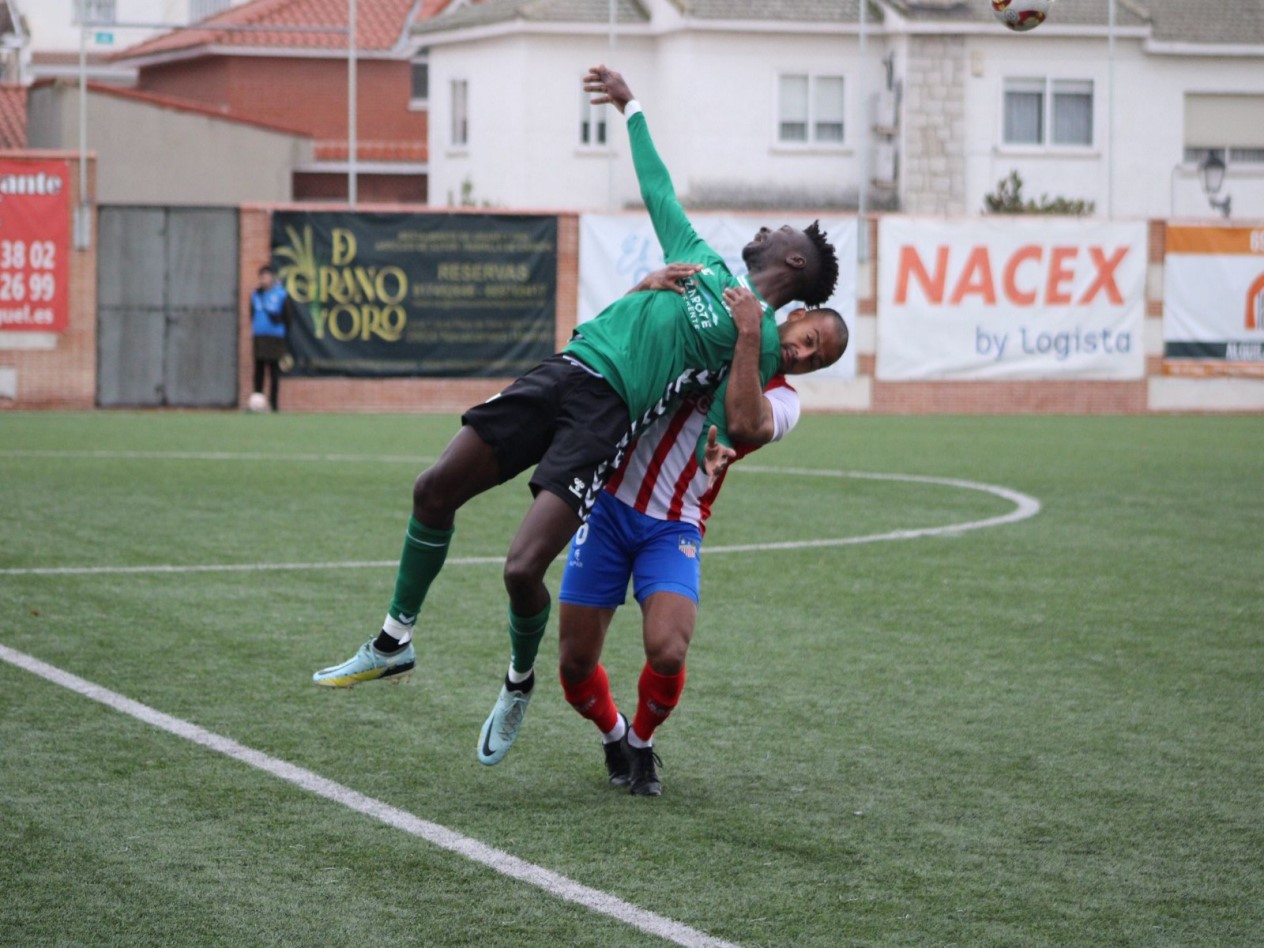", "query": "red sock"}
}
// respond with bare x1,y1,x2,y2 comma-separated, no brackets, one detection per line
631,663,686,743
560,664,620,735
